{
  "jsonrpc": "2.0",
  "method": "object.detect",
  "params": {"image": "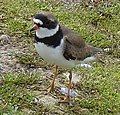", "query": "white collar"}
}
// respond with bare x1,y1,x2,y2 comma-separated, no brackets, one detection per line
36,25,59,38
